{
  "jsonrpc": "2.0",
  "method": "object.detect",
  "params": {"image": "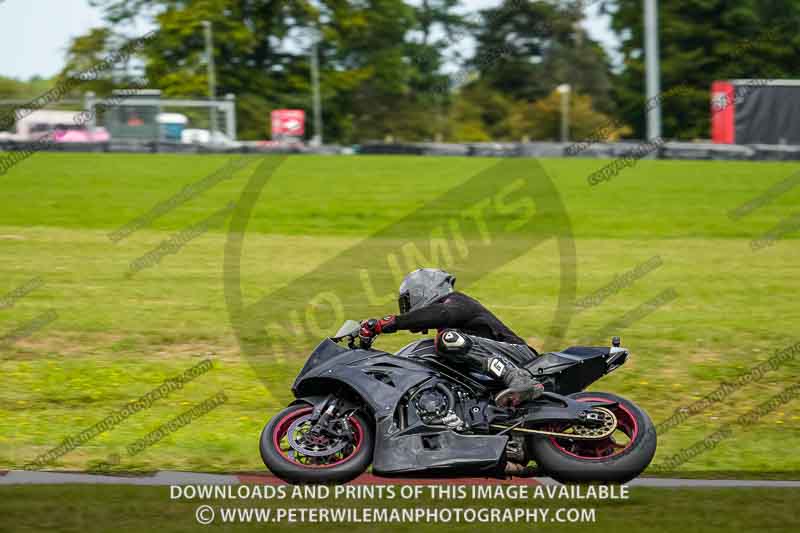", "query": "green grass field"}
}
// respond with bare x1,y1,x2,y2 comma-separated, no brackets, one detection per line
0,485,798,533
1,153,799,475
